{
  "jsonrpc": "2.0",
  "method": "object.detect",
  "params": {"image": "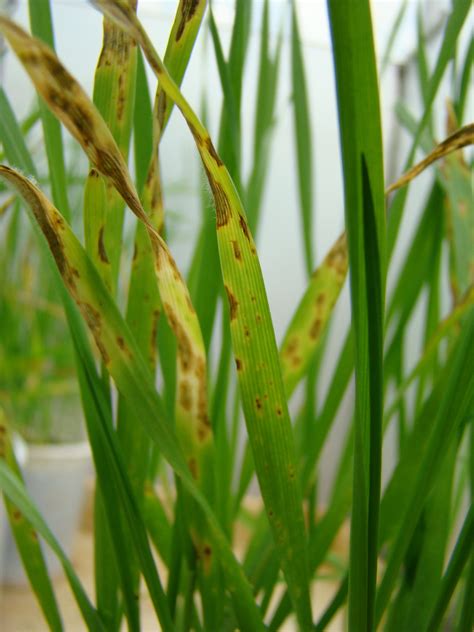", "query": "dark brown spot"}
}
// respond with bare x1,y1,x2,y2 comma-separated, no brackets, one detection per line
117,336,126,350
197,416,211,442
132,242,138,261
256,313,262,323
244,325,250,340
316,292,326,306
157,92,167,130
187,120,202,143
205,137,223,166
12,510,22,522
326,234,348,278
284,337,299,357
98,226,109,263
276,407,283,417
179,380,192,412
188,457,198,479
255,397,262,411
231,240,242,261
89,168,100,179
149,308,160,367
175,0,200,41
208,176,232,228
235,358,243,371
309,319,322,340
225,285,239,320
44,53,76,91
164,303,194,371
238,214,251,241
